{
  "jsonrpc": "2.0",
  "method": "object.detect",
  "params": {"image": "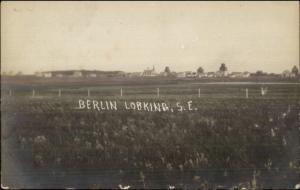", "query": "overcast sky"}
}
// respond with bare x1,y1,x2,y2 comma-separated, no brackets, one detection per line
1,1,299,74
